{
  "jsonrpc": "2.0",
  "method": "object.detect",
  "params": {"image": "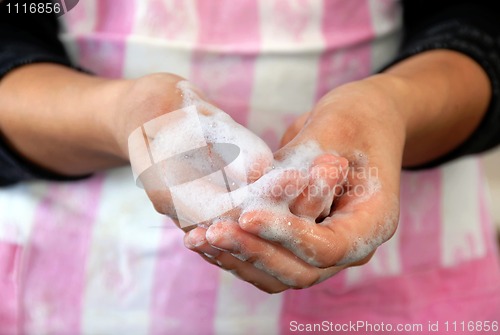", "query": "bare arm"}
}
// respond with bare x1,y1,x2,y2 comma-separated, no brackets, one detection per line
380,50,491,167
0,63,184,176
